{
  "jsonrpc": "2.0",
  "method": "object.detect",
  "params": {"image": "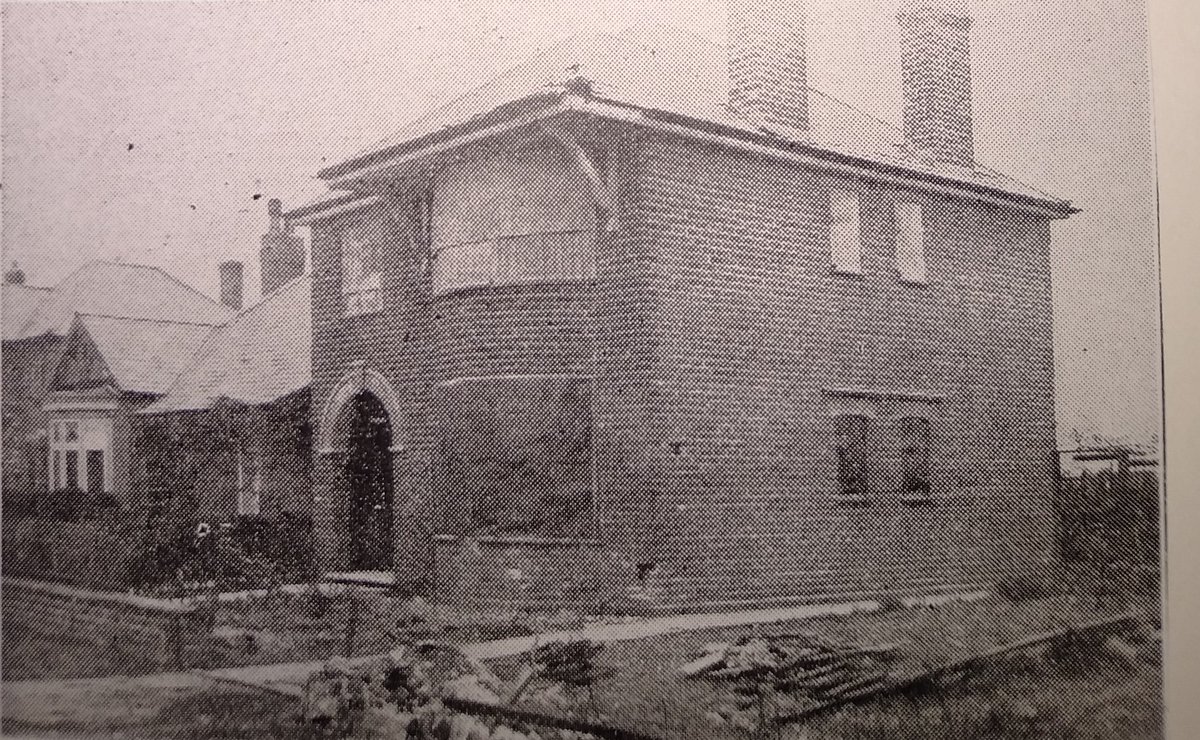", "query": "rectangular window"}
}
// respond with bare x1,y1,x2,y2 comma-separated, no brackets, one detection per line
236,448,262,517
900,416,932,496
830,190,863,274
53,451,62,490
895,202,927,282
834,415,870,497
341,218,384,317
86,450,105,494
64,450,79,490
